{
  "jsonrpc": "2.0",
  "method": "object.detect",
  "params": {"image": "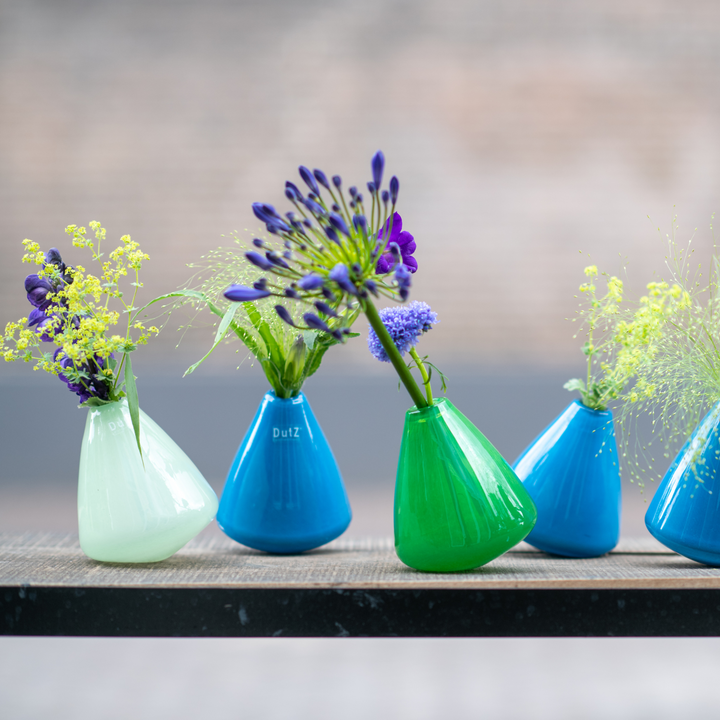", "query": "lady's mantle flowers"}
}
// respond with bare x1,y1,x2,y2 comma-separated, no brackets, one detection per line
368,302,437,362
2,222,159,406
